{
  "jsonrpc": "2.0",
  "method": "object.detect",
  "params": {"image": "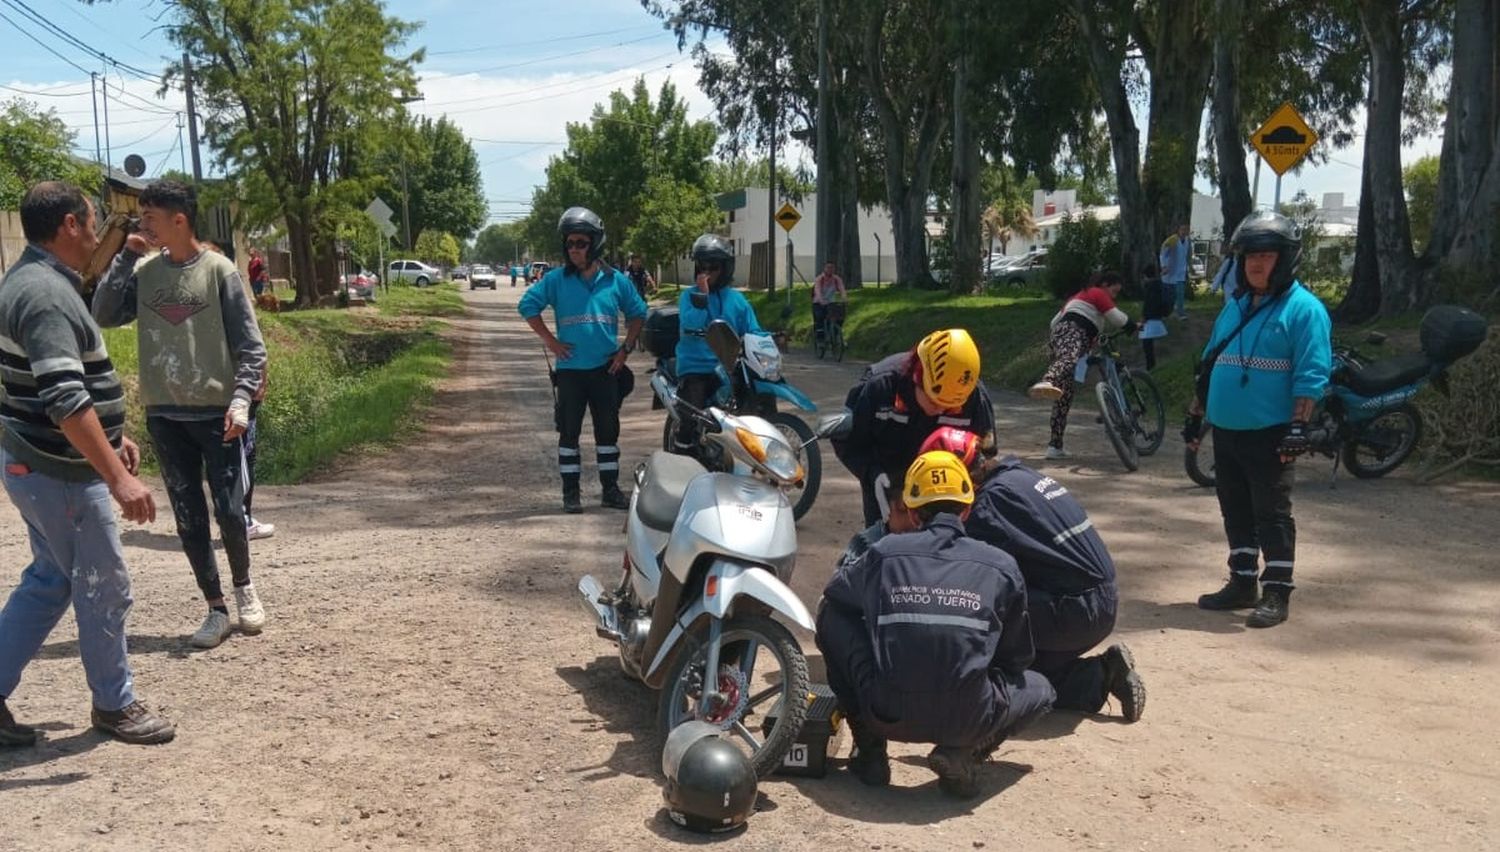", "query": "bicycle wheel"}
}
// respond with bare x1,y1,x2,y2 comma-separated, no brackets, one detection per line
1121,370,1165,456
1095,382,1140,471
813,323,827,359
831,322,846,362
1184,424,1216,487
